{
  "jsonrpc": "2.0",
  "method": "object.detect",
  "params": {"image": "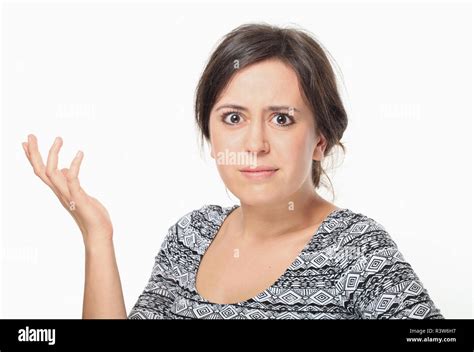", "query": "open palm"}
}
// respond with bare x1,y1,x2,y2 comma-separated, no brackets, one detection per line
22,134,113,245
